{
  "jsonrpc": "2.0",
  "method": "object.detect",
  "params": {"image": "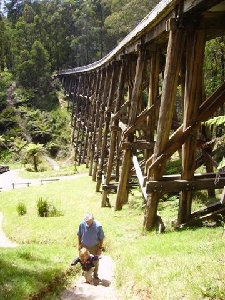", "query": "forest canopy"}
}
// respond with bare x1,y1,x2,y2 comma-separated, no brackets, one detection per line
0,0,160,71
